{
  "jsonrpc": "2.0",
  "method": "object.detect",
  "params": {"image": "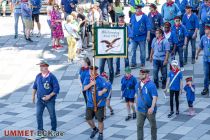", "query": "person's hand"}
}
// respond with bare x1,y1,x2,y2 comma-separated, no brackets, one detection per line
195,54,199,60
192,33,197,39
42,95,52,101
163,60,168,66
149,57,153,63
148,107,154,115
146,36,150,42
32,96,35,104
98,91,103,96
179,90,182,94
90,80,96,86
163,88,167,93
